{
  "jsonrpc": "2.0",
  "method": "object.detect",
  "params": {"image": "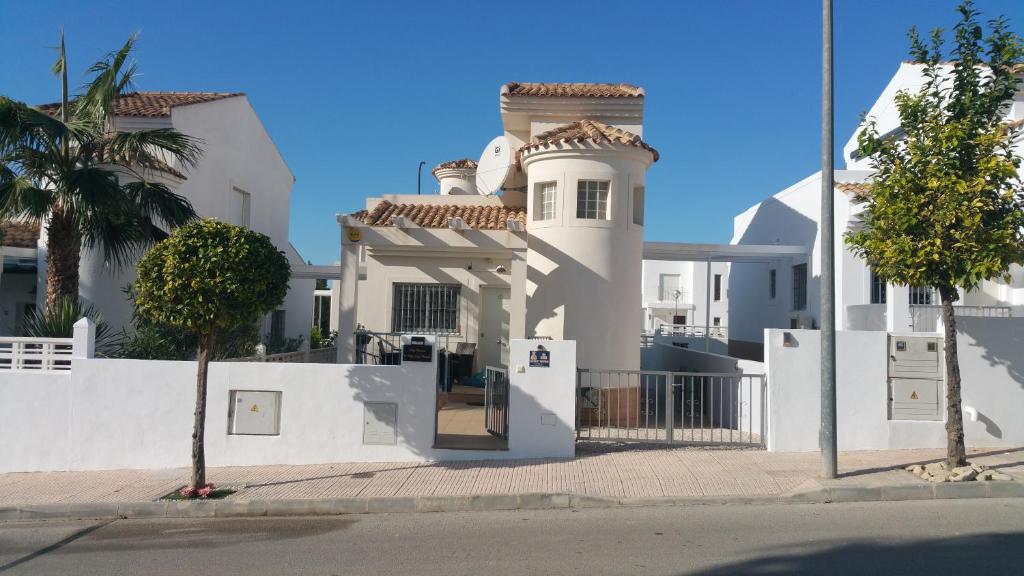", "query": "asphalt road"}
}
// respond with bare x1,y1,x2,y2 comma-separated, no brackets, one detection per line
1,499,1023,575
